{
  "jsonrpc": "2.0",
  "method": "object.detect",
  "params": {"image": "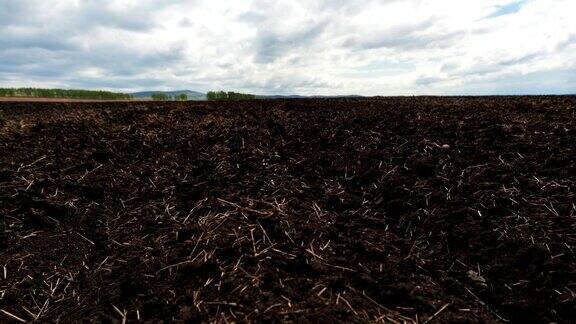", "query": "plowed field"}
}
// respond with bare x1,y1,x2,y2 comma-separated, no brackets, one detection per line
1,97,575,322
